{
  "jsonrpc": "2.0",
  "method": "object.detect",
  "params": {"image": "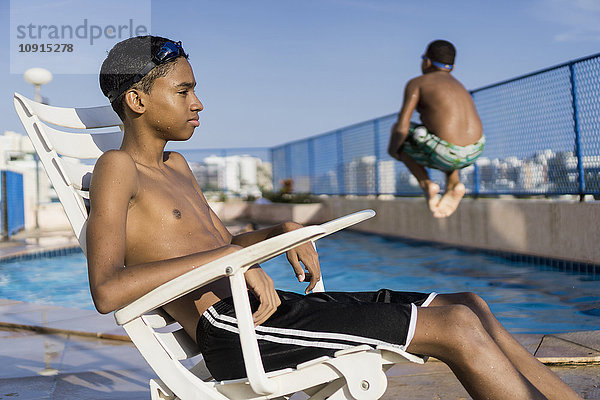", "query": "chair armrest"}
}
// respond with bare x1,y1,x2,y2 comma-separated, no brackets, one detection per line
315,209,375,240
114,225,326,325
